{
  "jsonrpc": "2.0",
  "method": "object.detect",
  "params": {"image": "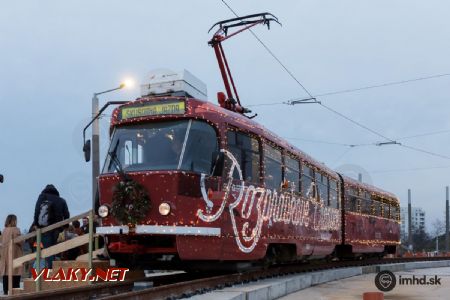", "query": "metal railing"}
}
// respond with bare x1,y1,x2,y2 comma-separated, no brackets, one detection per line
6,210,96,295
